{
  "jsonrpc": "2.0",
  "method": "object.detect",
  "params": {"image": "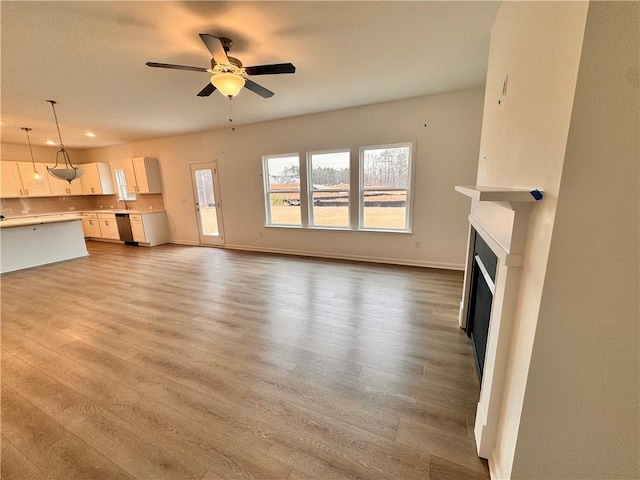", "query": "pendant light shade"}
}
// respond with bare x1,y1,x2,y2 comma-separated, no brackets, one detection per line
45,100,84,184
211,73,245,98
